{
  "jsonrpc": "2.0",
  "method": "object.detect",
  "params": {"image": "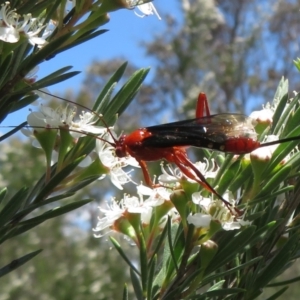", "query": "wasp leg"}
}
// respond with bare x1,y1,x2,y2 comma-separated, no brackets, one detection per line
196,93,211,118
